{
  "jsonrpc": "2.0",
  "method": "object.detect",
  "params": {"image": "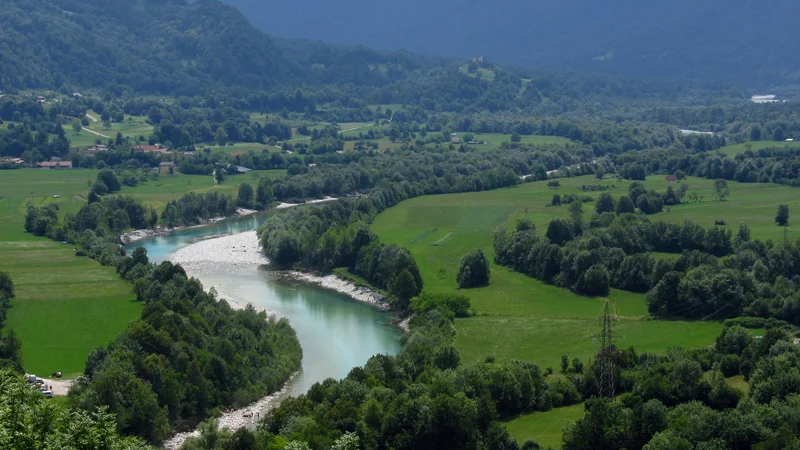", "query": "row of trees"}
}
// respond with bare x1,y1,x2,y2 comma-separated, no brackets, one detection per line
0,272,21,372
495,212,800,324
